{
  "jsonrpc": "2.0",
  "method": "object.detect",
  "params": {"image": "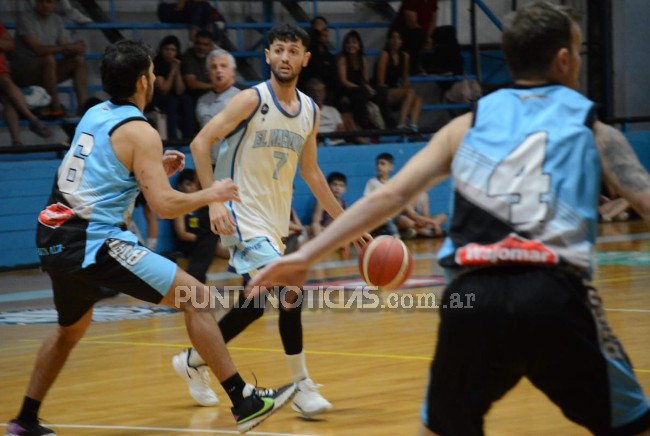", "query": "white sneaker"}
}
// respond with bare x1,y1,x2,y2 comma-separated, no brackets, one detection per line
172,348,219,406
292,378,333,418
